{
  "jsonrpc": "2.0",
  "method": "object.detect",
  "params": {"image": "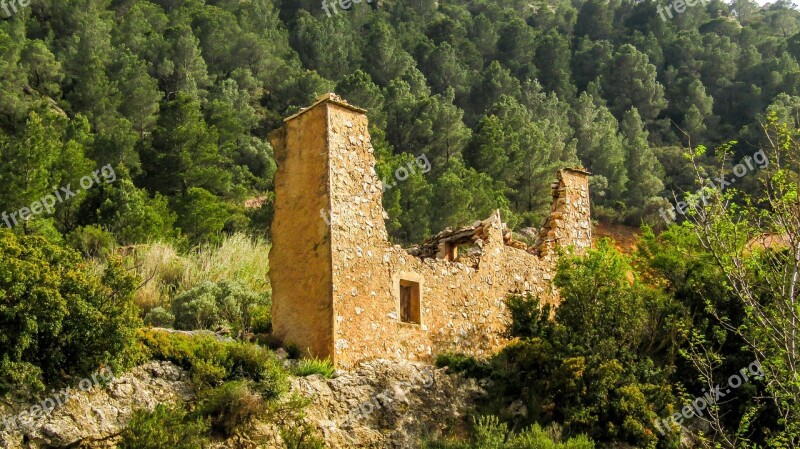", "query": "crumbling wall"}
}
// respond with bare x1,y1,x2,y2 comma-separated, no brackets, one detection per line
270,94,592,368
535,169,593,257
